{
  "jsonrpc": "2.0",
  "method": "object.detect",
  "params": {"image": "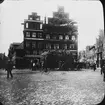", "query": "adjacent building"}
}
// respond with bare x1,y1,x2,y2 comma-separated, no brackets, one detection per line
23,12,43,61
